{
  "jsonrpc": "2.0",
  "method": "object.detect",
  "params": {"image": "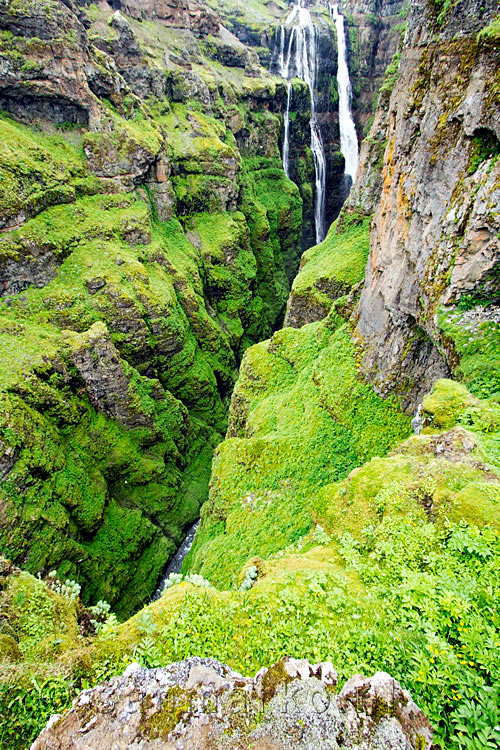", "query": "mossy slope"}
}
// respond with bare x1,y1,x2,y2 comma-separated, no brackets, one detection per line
187,313,411,587
0,0,303,617
285,208,371,327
